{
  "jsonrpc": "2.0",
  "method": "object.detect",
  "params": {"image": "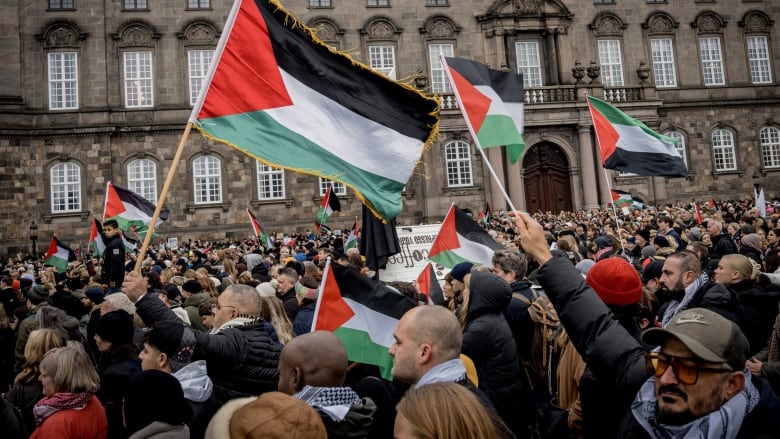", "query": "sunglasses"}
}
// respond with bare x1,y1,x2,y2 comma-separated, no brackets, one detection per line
645,352,732,385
